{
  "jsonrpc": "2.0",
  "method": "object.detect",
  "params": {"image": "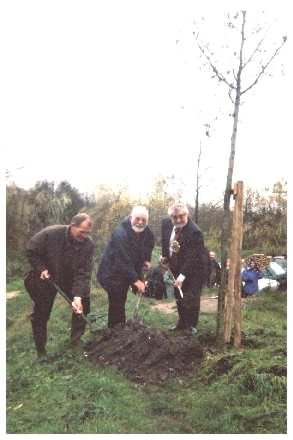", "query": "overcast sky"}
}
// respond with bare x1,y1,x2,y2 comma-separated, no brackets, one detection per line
1,0,290,204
